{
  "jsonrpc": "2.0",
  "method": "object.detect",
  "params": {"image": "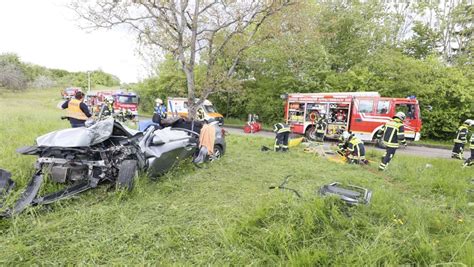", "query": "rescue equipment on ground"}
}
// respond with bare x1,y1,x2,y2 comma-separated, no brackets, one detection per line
268,176,302,198
243,114,262,133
